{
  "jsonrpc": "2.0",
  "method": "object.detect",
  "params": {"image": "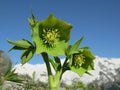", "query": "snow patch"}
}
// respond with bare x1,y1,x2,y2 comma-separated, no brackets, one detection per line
13,56,120,85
